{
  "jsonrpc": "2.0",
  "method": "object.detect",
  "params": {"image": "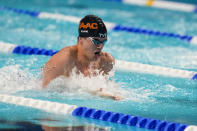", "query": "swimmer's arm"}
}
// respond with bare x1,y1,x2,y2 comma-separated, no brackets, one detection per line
42,49,72,88
89,88,122,101
42,60,64,88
